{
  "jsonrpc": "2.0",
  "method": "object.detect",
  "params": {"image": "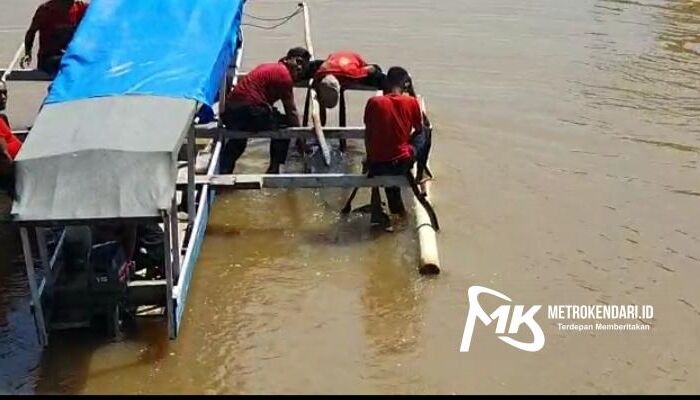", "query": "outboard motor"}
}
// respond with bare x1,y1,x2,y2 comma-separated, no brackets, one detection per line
51,225,131,340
